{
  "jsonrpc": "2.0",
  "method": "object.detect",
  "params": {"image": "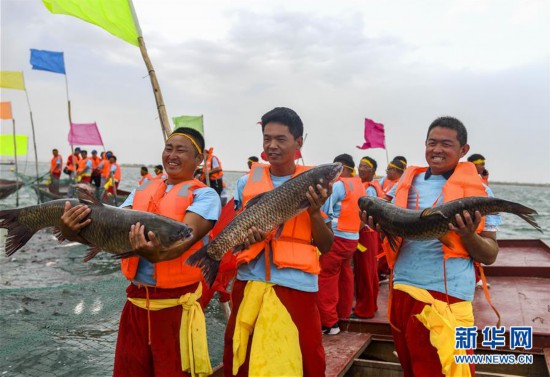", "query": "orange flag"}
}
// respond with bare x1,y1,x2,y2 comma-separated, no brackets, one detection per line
0,102,13,120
